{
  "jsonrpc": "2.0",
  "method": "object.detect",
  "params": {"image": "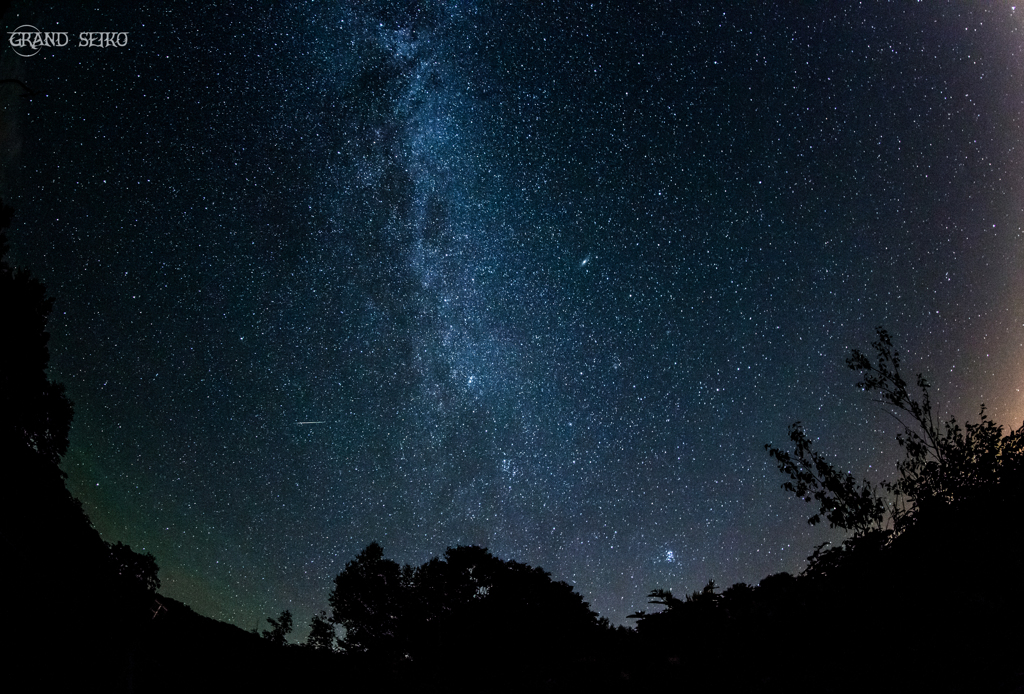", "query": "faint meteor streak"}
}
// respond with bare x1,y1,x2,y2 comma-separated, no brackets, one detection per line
297,421,326,425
